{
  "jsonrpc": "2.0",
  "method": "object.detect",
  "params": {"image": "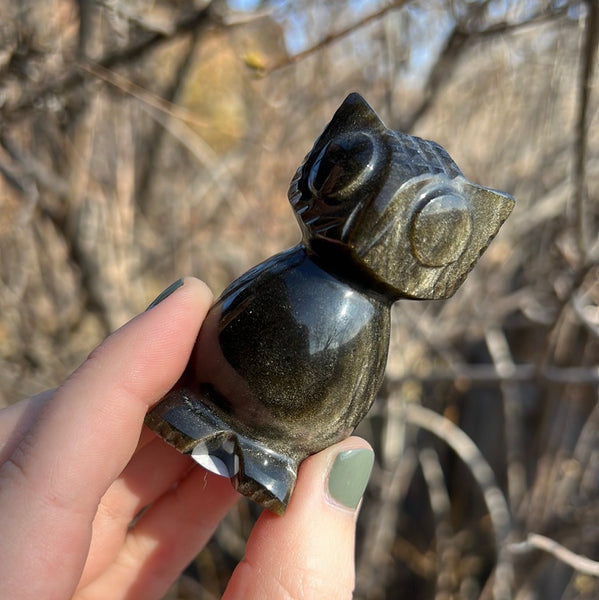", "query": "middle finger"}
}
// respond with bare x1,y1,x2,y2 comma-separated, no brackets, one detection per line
81,433,196,585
